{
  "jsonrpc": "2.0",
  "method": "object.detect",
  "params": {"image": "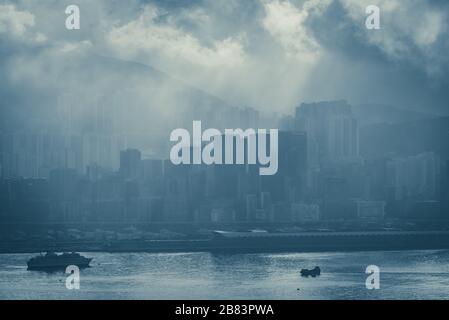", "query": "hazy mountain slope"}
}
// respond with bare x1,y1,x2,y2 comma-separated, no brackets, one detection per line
0,53,234,134
354,103,436,127
360,116,449,160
